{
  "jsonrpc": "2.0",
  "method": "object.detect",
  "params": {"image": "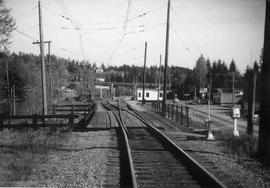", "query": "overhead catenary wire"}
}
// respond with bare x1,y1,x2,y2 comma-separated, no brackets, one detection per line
53,0,86,61
61,24,145,31
106,0,133,64
127,3,167,22
170,5,203,56
170,24,197,60
42,5,71,21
